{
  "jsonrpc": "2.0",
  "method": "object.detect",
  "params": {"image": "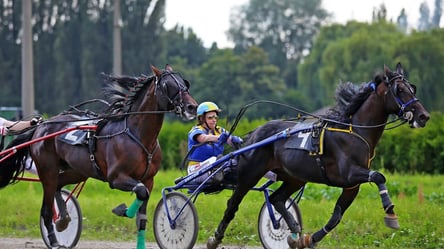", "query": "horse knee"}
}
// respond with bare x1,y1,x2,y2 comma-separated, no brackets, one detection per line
133,183,150,201
369,171,386,185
